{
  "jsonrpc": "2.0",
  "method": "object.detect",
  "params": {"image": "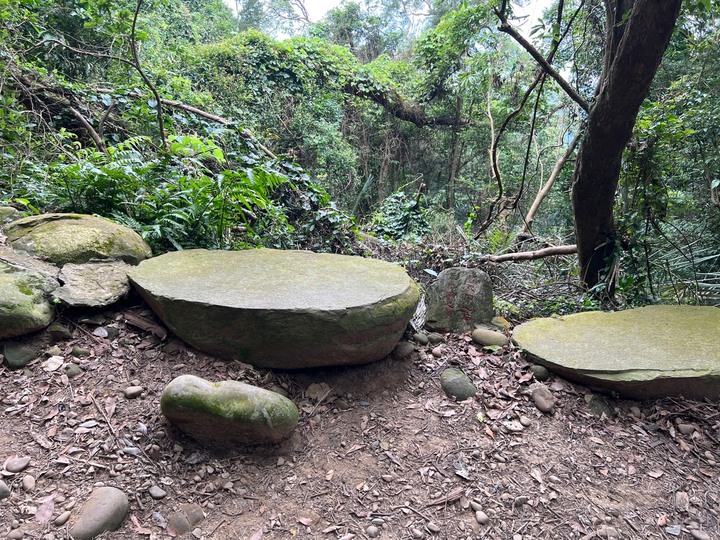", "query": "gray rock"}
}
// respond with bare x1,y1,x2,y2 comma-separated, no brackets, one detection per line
161,375,299,447
55,510,72,526
0,206,21,223
529,365,550,381
168,503,204,535
130,249,419,369
3,343,39,369
0,480,10,499
71,346,91,358
0,260,58,339
440,368,477,401
5,213,151,266
148,485,167,499
424,268,493,333
68,486,129,539
392,341,415,360
513,306,720,399
471,327,509,347
124,386,144,399
21,475,35,491
413,332,430,345
427,332,446,344
4,455,31,473
690,530,711,540
47,322,72,341
587,396,614,418
6,529,23,540
475,510,490,524
531,383,555,414
52,261,132,307
63,363,82,377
